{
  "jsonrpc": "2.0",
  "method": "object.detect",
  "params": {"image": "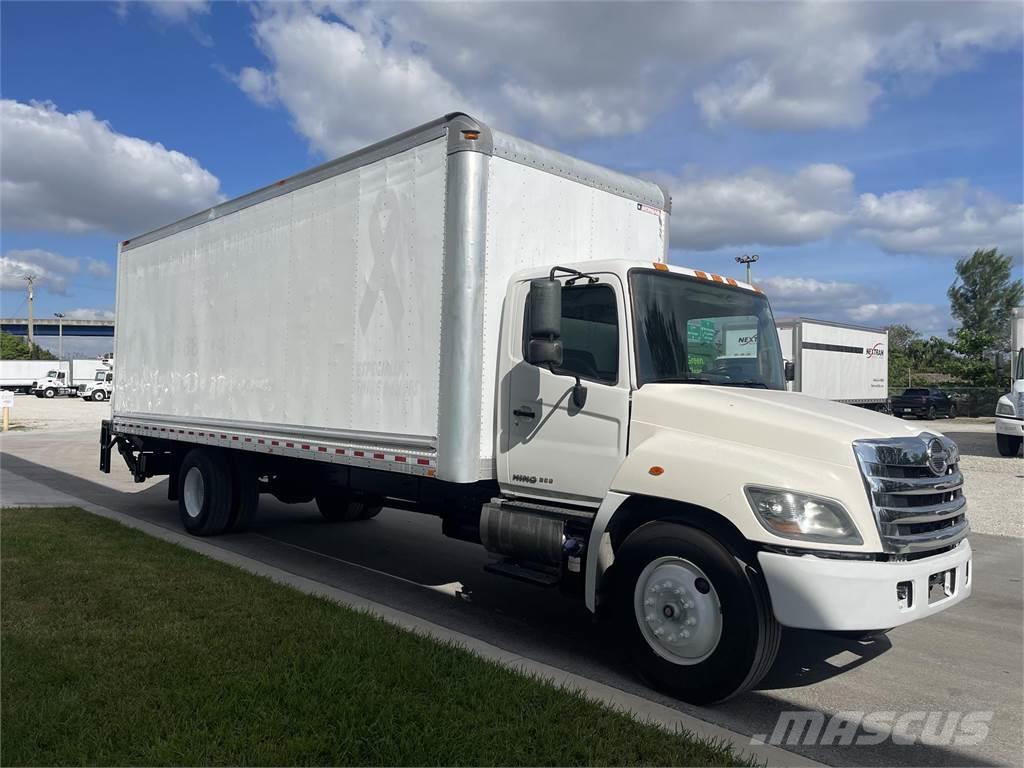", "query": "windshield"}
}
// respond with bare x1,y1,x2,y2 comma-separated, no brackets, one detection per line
630,270,785,390
46,370,58,378
94,371,107,381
